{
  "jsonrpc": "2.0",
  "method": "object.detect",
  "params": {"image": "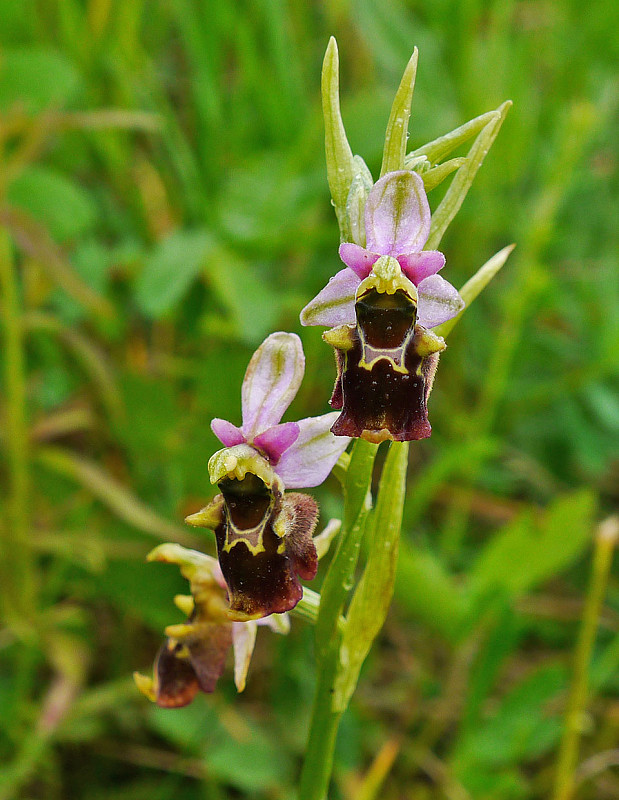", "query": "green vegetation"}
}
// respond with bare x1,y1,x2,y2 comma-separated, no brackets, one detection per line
0,1,617,798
